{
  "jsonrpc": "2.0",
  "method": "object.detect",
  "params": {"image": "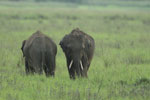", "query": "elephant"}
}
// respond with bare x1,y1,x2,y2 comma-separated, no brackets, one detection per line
59,28,95,79
21,30,57,77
